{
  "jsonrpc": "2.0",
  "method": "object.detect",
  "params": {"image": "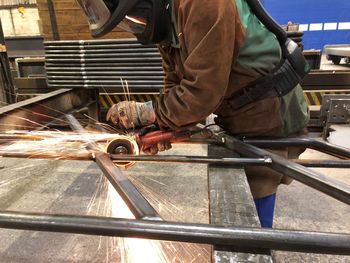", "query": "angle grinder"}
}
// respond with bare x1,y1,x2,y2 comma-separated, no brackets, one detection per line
105,130,192,168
